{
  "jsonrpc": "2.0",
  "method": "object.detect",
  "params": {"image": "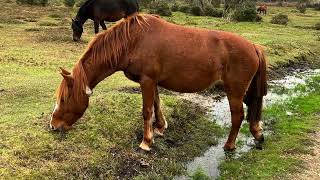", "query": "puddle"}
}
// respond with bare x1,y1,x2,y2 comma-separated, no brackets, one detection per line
176,69,320,179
